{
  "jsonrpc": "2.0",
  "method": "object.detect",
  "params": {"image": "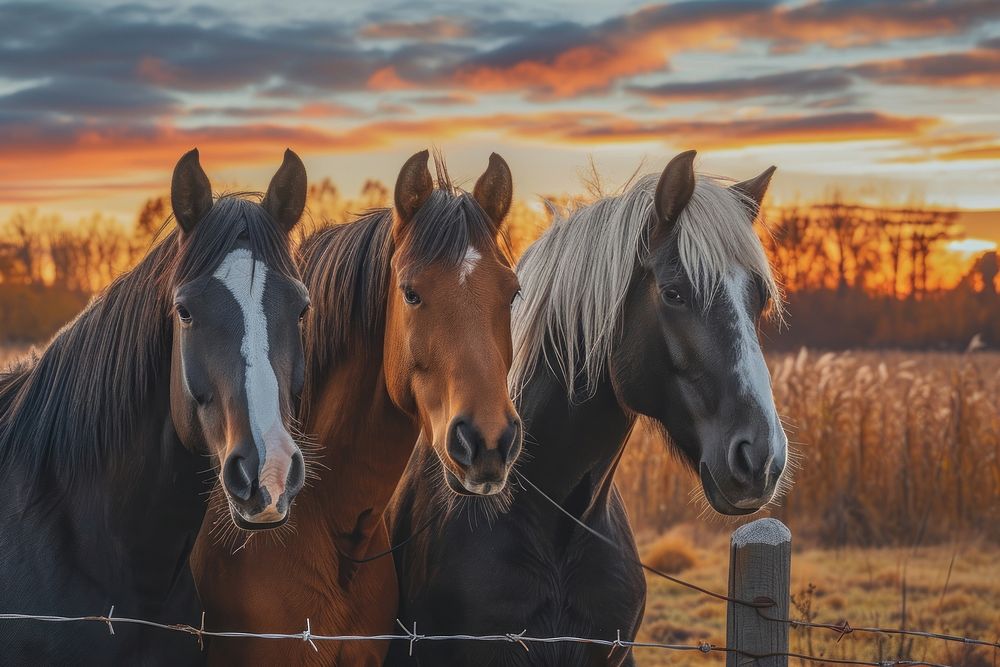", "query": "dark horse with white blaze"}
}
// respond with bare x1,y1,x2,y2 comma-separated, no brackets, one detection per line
388,151,788,666
0,149,309,664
